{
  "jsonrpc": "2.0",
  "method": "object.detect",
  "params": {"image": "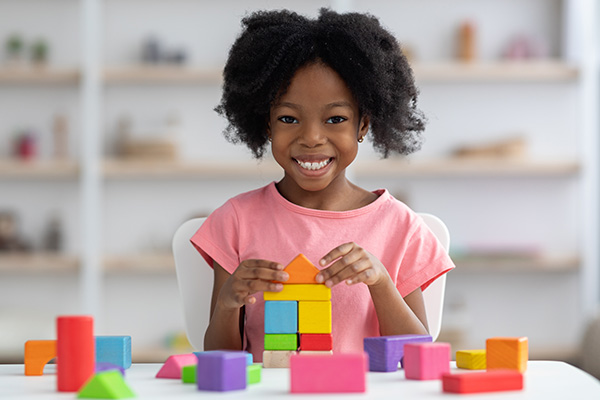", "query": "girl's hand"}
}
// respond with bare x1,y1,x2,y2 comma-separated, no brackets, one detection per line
316,243,390,288
217,260,288,309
